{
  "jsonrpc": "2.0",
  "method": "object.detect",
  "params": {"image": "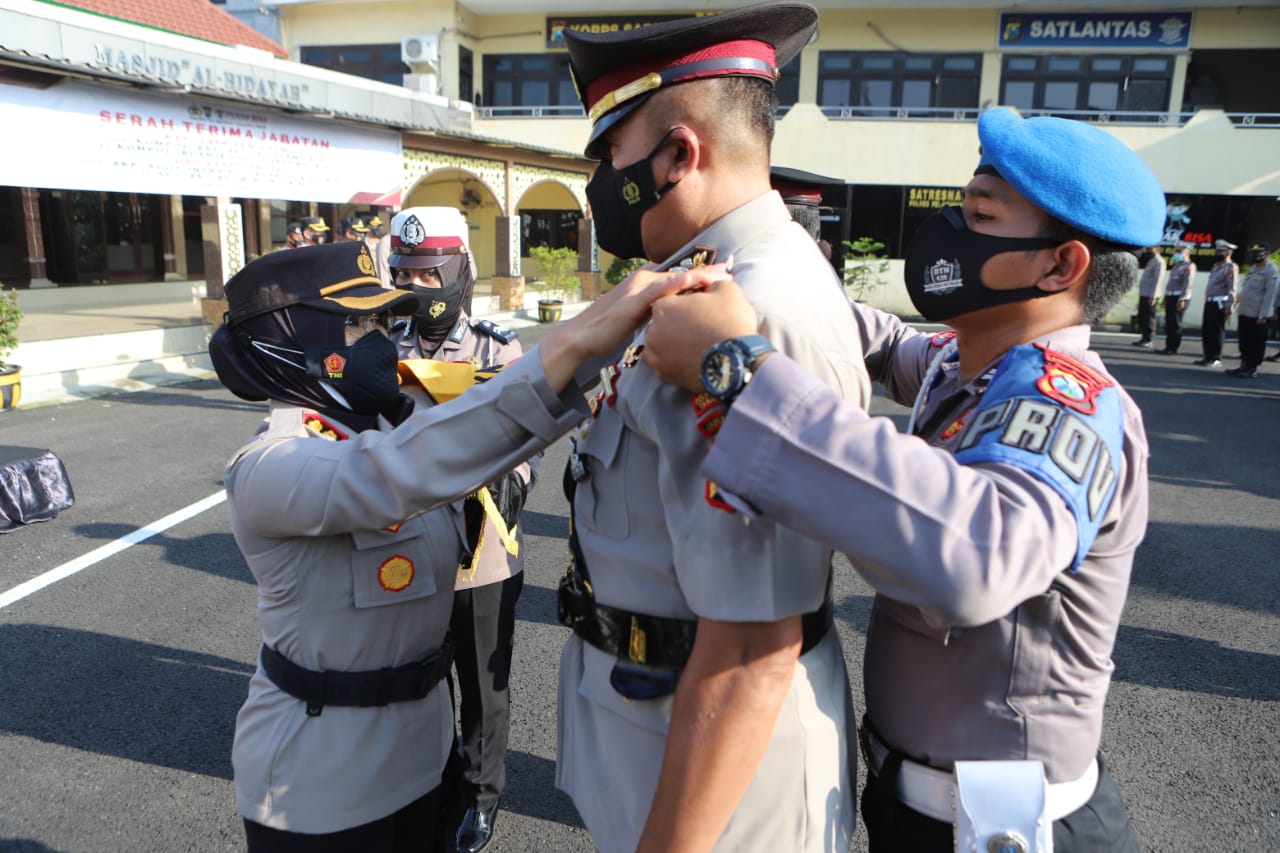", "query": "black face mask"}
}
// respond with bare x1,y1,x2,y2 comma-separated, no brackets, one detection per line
904,206,1062,323
301,331,406,423
1253,251,1268,264
586,127,681,260
409,281,463,344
